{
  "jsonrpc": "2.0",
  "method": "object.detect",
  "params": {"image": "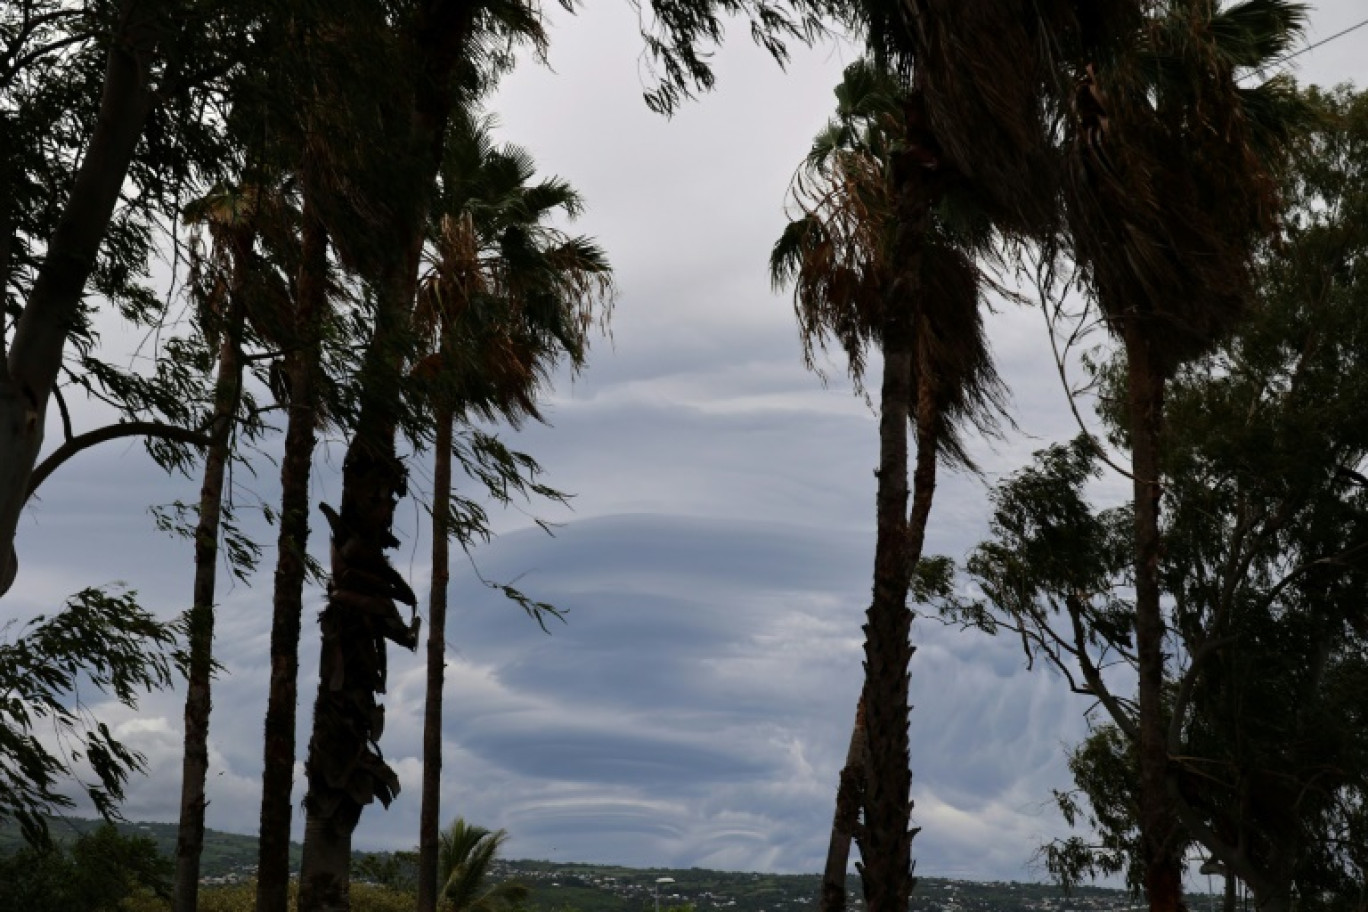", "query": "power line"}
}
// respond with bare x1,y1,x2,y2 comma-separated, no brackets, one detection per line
1270,15,1368,69
1238,14,1368,84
